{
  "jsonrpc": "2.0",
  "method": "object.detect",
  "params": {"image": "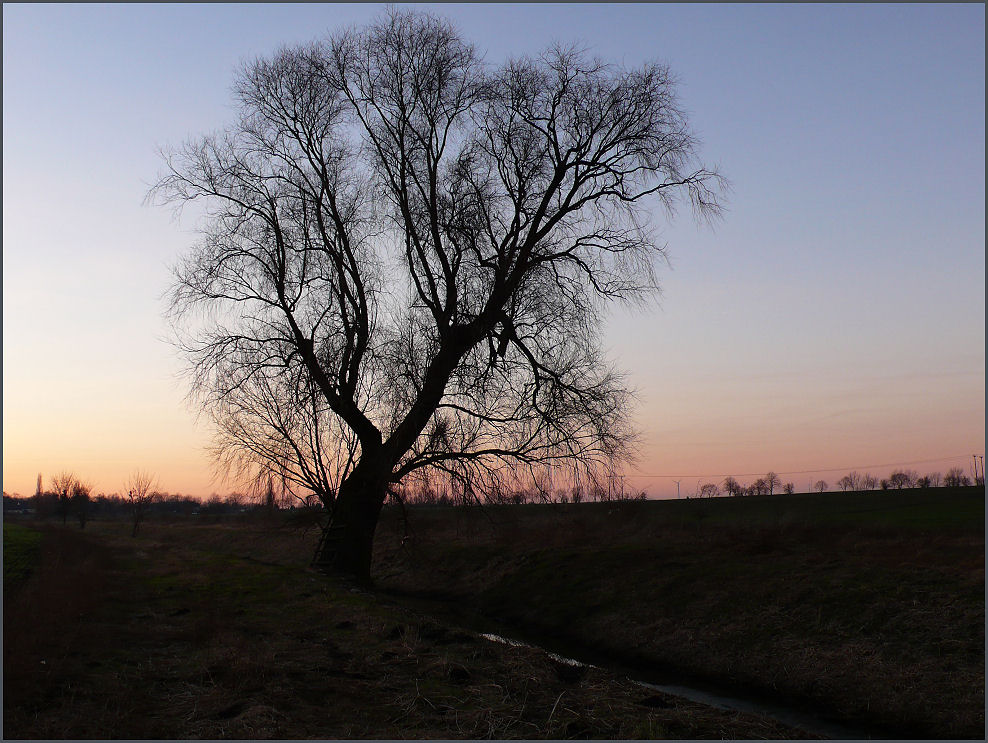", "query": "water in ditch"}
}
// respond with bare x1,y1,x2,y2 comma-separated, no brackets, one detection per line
382,589,884,740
